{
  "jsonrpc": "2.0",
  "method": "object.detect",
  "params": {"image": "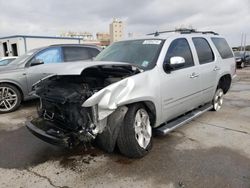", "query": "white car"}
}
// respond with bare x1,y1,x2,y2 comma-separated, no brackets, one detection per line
27,29,236,158
0,57,17,66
